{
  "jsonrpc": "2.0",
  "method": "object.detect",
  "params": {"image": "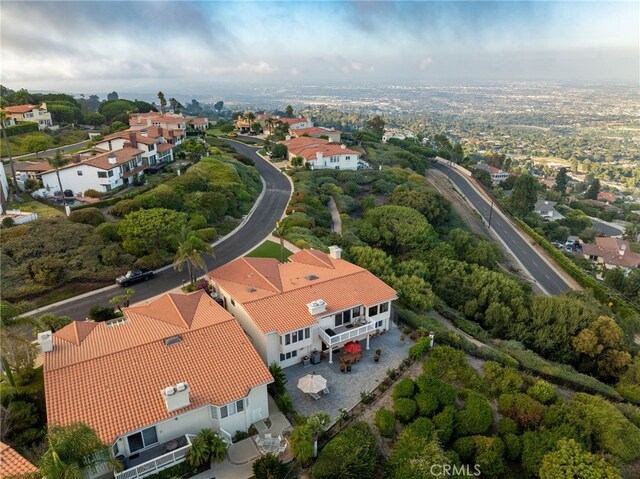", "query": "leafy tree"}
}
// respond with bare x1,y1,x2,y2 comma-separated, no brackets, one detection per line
585,178,601,199
555,167,569,193
119,208,187,256
99,99,134,123
270,143,287,159
185,428,227,467
172,225,214,284
285,105,294,117
48,150,70,212
109,288,135,313
363,205,437,256
0,110,18,200
375,408,396,437
387,427,450,479
348,246,394,279
40,422,121,479
604,268,626,293
312,422,378,479
252,453,286,479
455,390,494,437
366,115,385,138
83,112,106,126
267,362,286,397
539,438,621,479
394,275,435,311
23,134,53,159
389,185,451,225
290,423,314,462
473,168,493,188
214,100,224,112
250,121,262,135
291,155,305,168
510,174,538,217
106,91,118,101
498,393,545,429
572,316,631,379
169,97,183,113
